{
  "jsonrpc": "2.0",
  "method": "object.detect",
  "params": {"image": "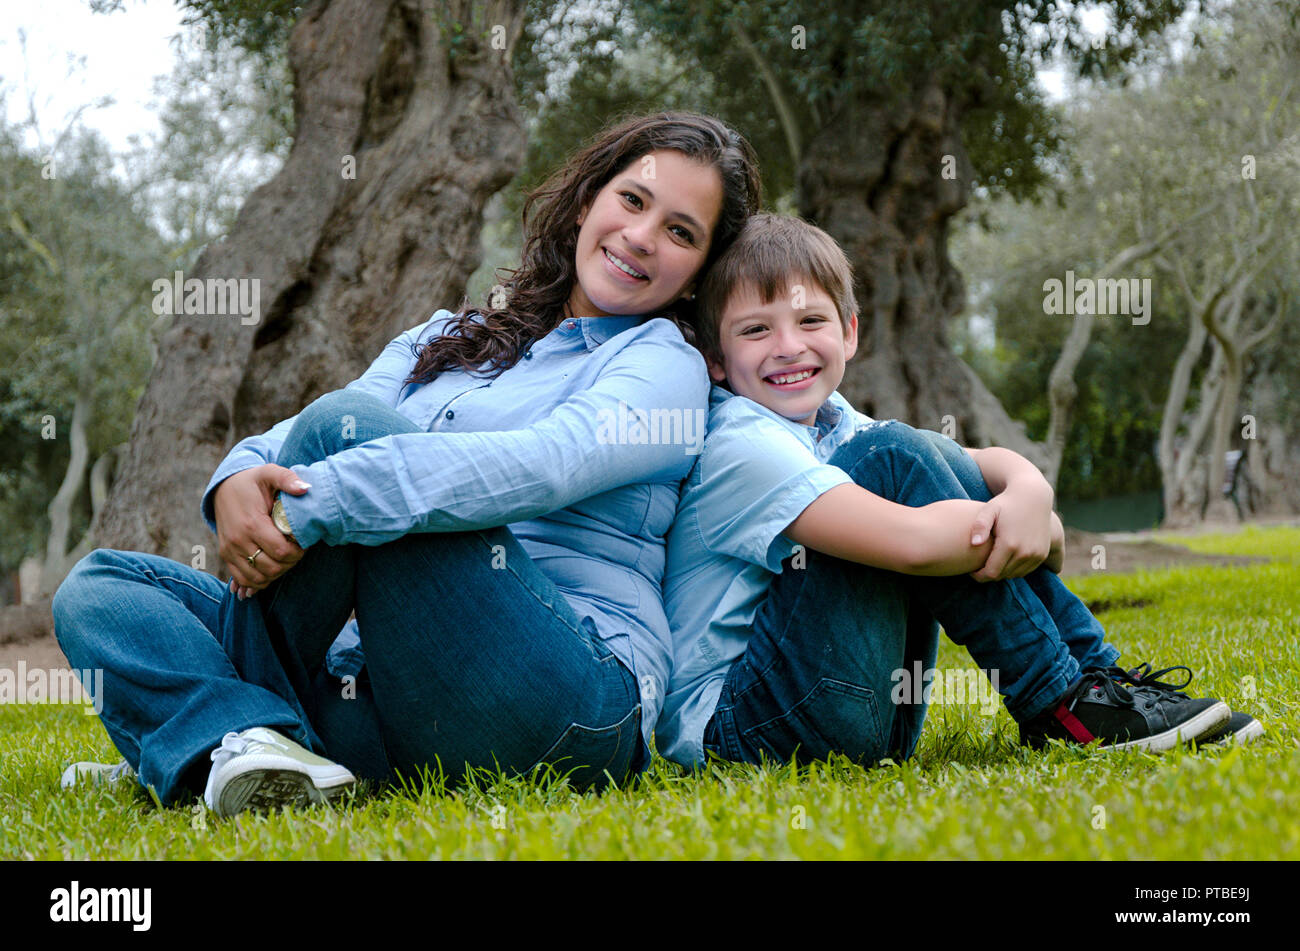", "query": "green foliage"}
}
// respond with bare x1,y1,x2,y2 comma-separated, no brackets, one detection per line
953,0,1300,501
632,0,1192,201
5,526,1296,858
0,112,166,573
